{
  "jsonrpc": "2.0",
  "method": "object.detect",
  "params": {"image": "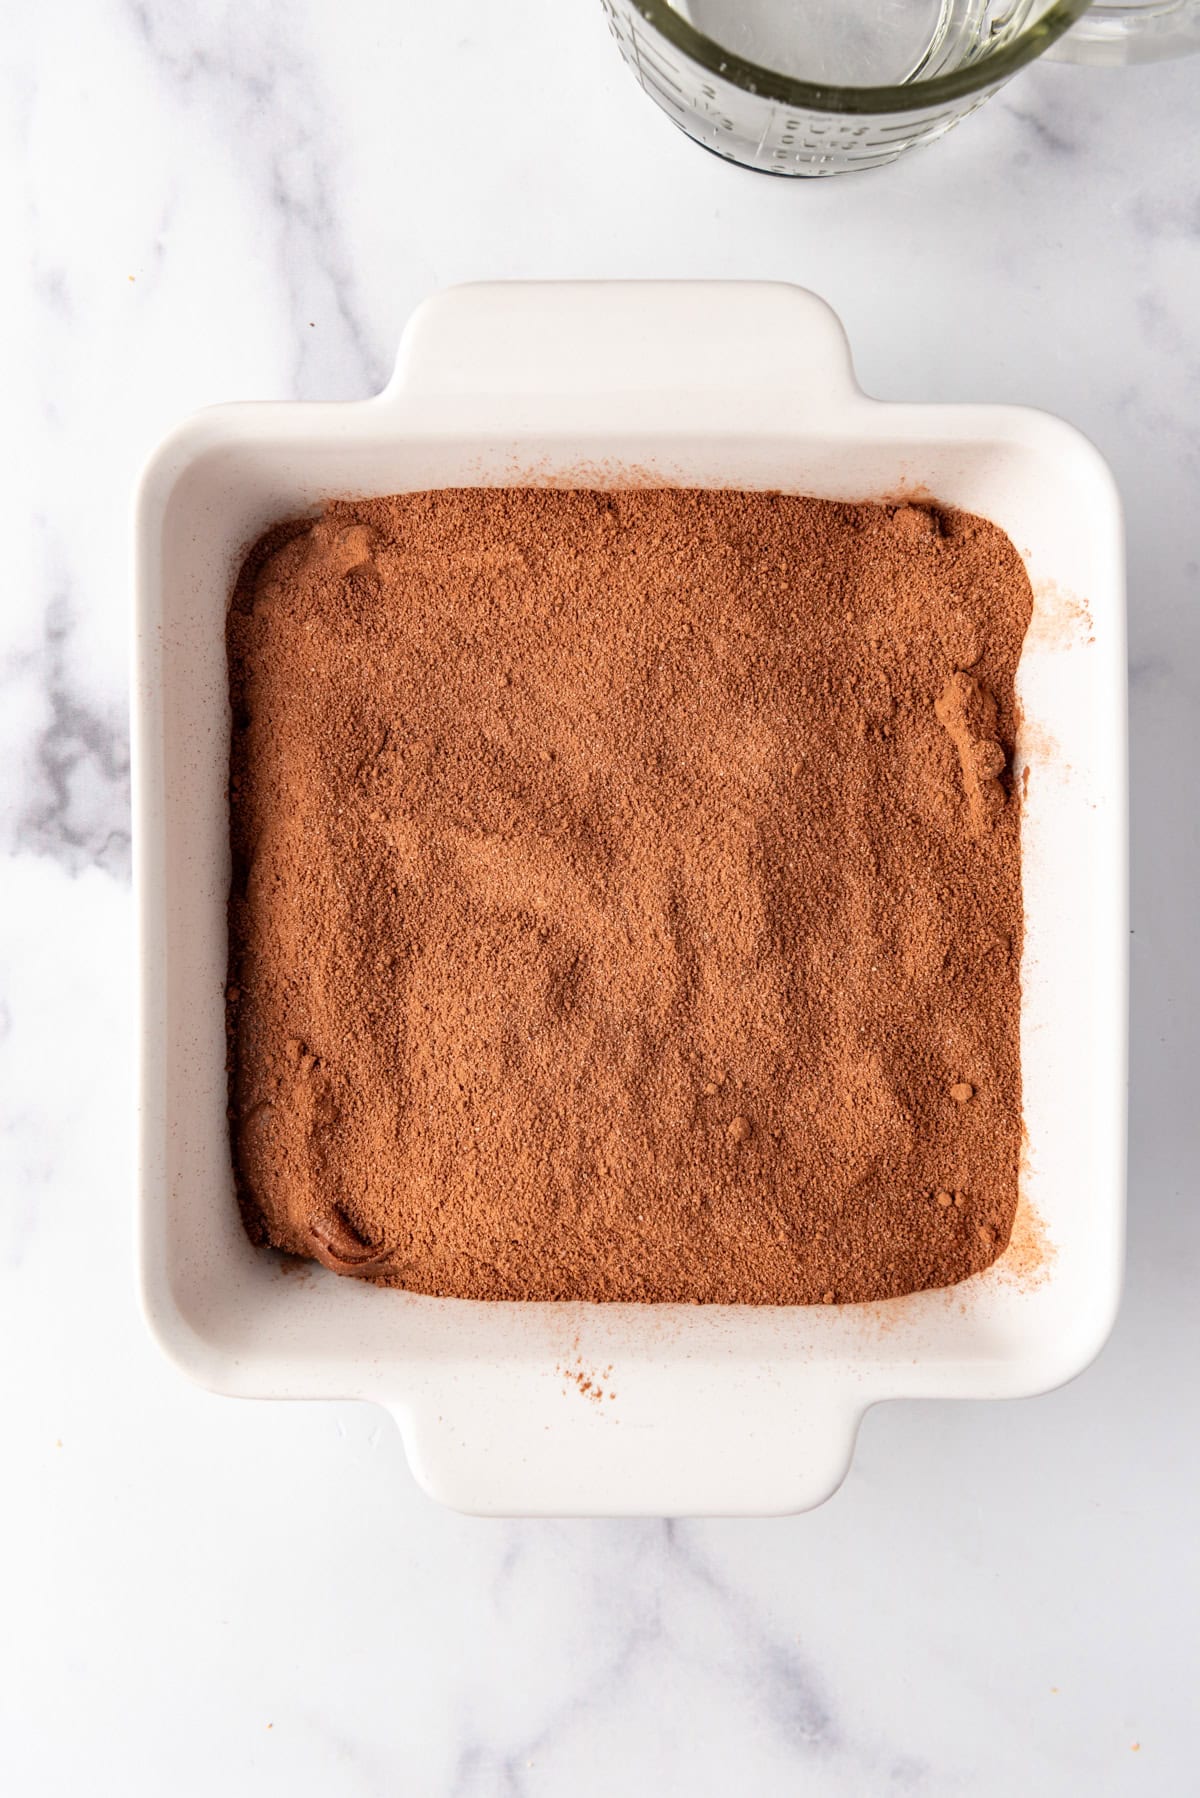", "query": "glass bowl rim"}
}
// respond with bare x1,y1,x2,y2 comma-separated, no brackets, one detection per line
623,0,1092,113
